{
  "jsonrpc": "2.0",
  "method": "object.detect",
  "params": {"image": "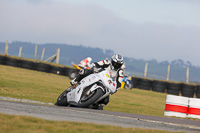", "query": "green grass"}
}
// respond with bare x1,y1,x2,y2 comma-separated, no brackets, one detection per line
0,65,190,133
0,64,167,116
107,89,167,116
0,65,69,103
0,113,184,133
